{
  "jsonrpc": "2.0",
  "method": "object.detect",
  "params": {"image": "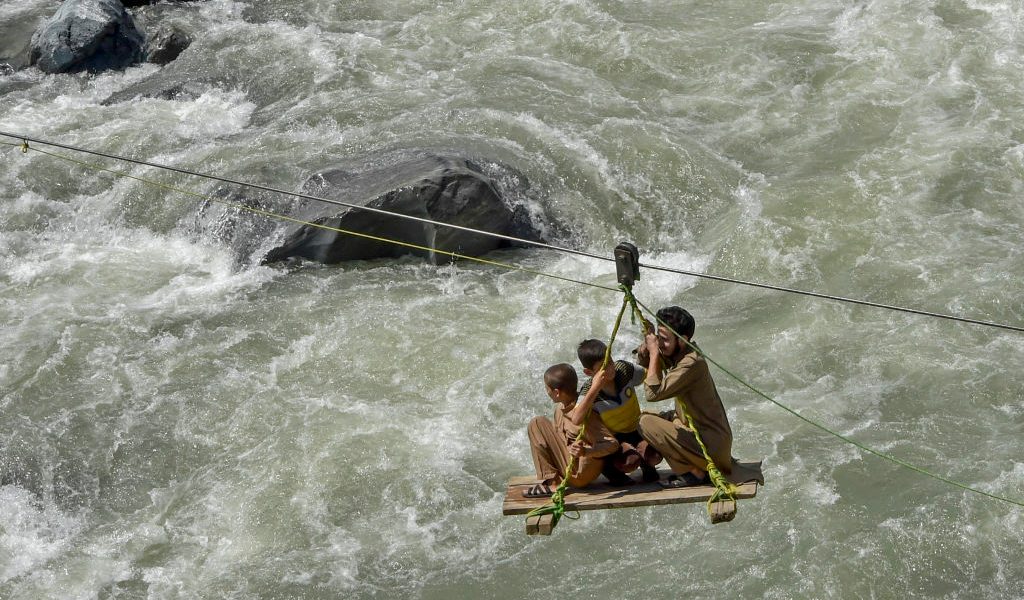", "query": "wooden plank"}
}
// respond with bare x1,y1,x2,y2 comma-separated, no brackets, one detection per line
503,468,760,516
709,499,737,524
525,513,555,535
